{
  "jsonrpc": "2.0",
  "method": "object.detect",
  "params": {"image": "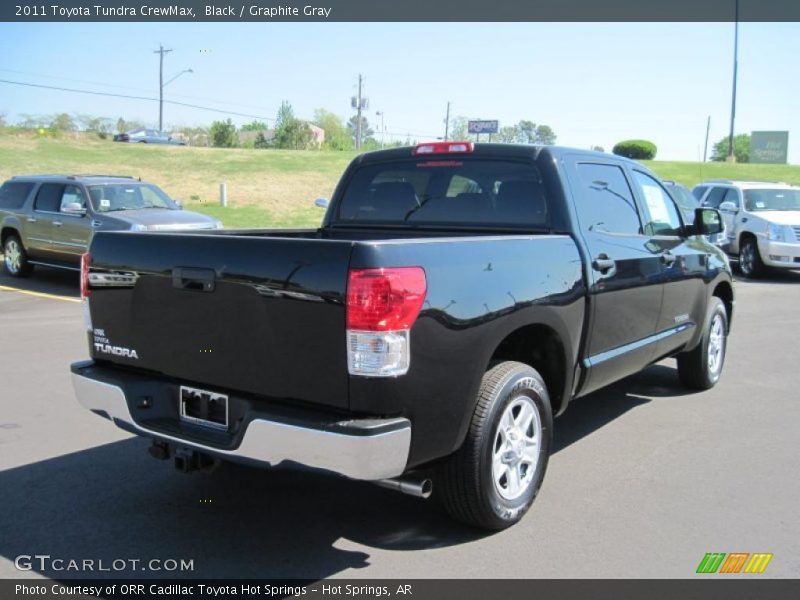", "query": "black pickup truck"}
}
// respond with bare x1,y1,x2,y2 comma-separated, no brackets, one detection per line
71,143,733,529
